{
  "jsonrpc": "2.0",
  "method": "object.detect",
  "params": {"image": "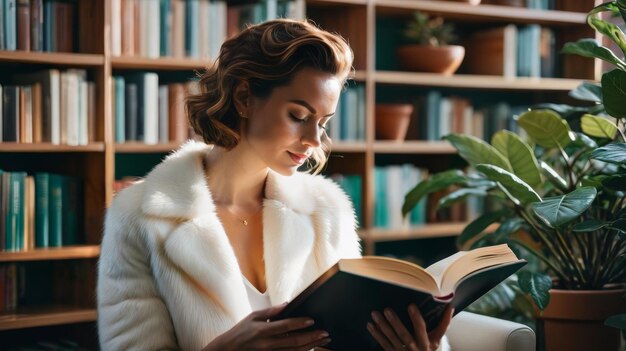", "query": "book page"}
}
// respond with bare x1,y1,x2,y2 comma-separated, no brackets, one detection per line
339,257,440,296
425,251,467,288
